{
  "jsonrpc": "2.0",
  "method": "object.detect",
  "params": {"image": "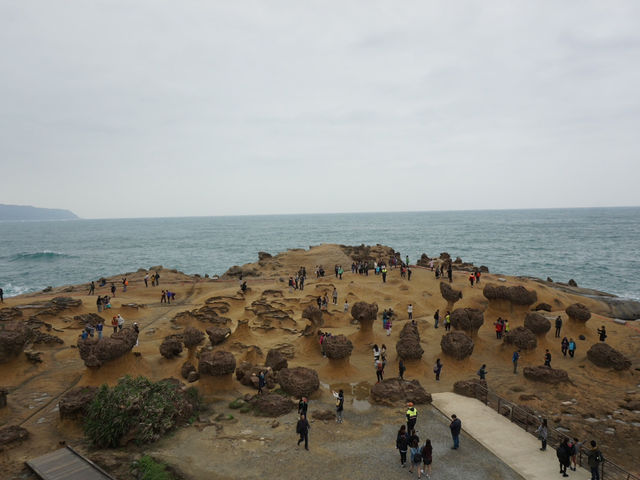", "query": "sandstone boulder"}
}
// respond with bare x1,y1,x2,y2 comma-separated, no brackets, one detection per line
440,332,474,360
181,361,196,380
449,308,484,335
568,279,578,287
523,366,569,384
159,336,183,359
277,367,320,397
524,313,551,335
302,305,324,329
586,343,631,371
58,386,98,420
503,326,537,350
533,303,552,312
77,327,138,368
206,327,231,346
566,303,591,322
265,349,288,371
483,284,537,305
440,282,462,304
182,327,205,349
351,302,378,332
370,378,431,406
323,334,353,360
249,393,295,417
199,350,236,376
258,251,272,261
396,323,424,360
0,322,33,363
0,425,29,451
453,378,487,398
235,362,277,389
